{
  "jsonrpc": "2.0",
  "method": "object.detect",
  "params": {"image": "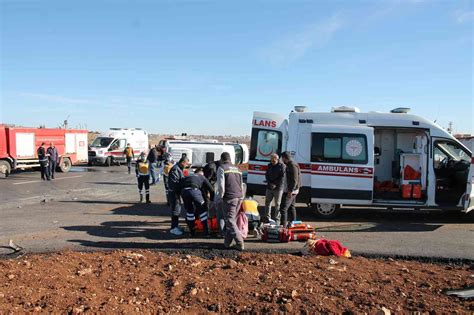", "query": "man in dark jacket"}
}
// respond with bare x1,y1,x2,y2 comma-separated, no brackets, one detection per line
264,153,285,223
147,145,158,185
203,160,225,234
167,156,189,236
216,152,244,250
37,142,50,181
180,167,215,236
47,142,59,179
278,151,301,227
